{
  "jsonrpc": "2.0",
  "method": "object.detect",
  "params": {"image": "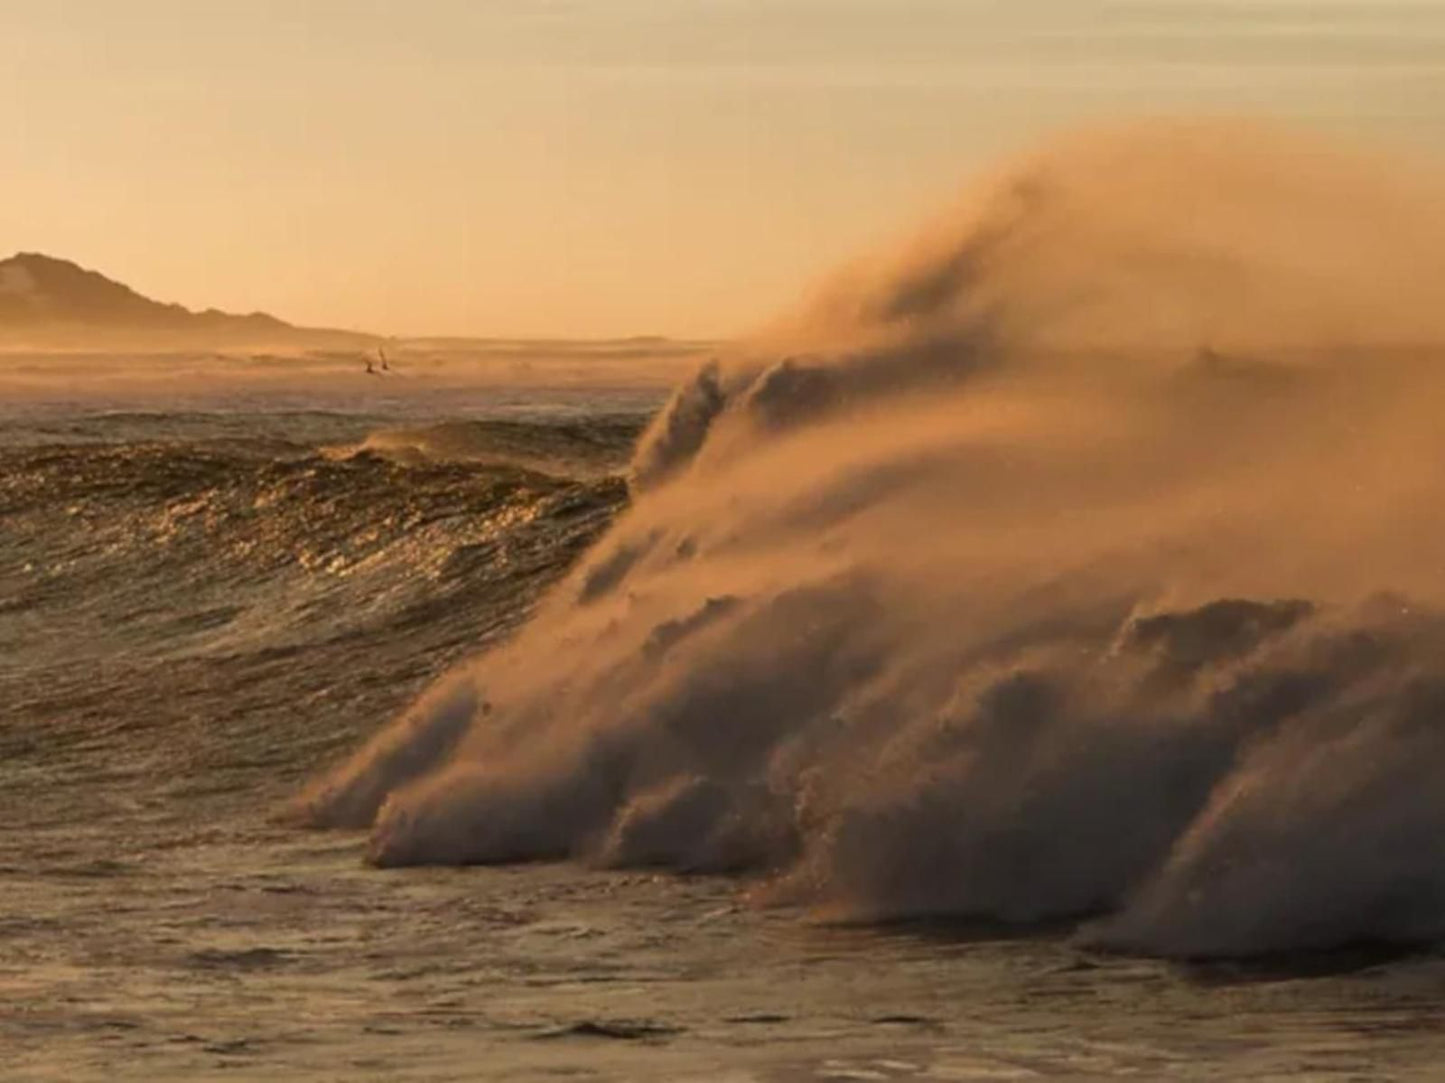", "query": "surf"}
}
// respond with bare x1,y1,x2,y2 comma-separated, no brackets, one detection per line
293,120,1445,959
